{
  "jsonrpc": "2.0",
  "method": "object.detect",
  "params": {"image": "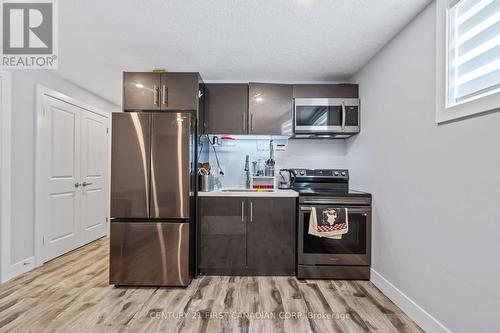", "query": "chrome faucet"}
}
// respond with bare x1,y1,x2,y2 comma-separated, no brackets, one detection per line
244,155,251,189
